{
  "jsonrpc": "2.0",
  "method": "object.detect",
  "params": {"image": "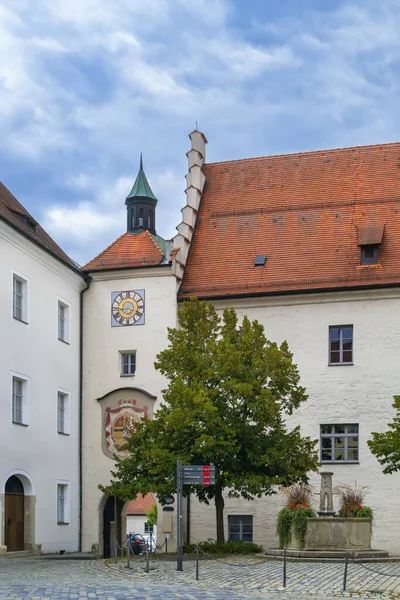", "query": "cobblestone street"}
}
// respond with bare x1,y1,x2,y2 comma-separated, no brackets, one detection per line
1,555,400,599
